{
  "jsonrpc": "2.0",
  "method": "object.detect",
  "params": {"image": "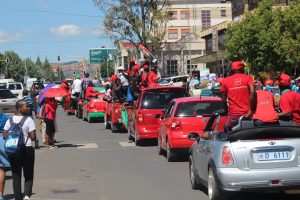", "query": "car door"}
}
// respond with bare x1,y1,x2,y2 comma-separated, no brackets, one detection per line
160,102,176,150
195,114,219,180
